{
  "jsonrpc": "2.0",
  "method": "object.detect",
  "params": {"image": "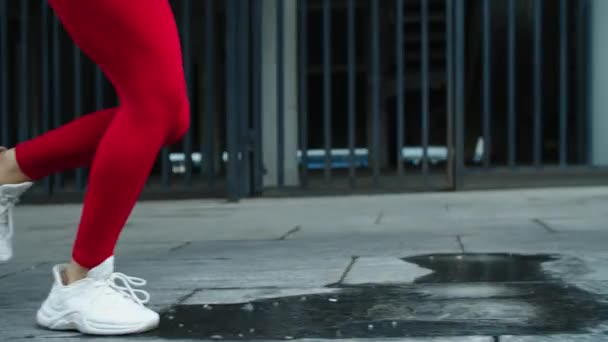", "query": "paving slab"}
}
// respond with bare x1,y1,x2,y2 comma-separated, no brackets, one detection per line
0,261,50,279
461,230,608,254
23,337,498,342
287,234,462,256
183,288,339,305
5,187,608,341
540,217,608,232
0,269,57,310
169,236,456,260
32,339,168,342
118,216,283,243
0,309,49,340
117,256,351,289
343,257,433,285
500,334,608,342
297,339,494,342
